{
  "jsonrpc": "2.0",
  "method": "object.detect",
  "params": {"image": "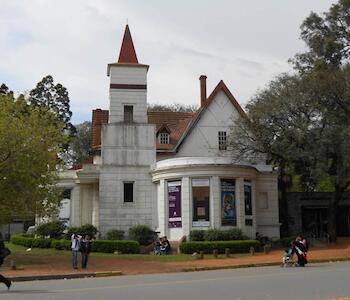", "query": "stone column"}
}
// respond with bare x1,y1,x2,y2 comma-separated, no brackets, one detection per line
182,177,191,237
92,183,100,230
70,185,81,227
157,180,167,236
211,176,220,228
236,178,245,231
